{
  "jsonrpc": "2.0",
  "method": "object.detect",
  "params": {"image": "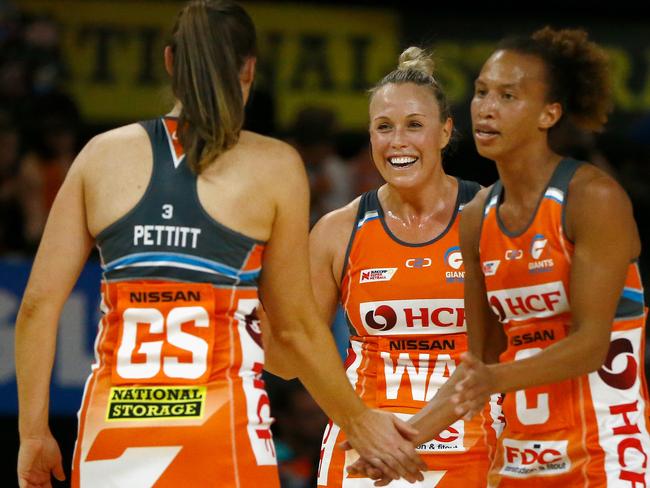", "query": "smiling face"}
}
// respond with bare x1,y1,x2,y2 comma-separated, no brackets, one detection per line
471,50,562,163
369,82,452,190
